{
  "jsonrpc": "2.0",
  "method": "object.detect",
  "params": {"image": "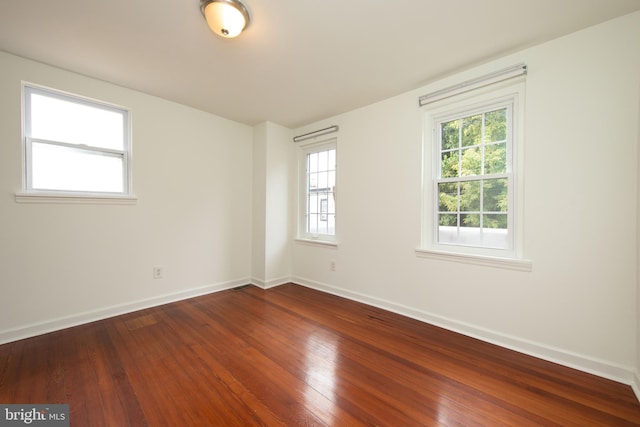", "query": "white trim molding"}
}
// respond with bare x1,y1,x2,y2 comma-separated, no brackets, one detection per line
294,238,339,248
250,276,292,289
632,372,640,403
15,191,138,205
415,248,533,272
